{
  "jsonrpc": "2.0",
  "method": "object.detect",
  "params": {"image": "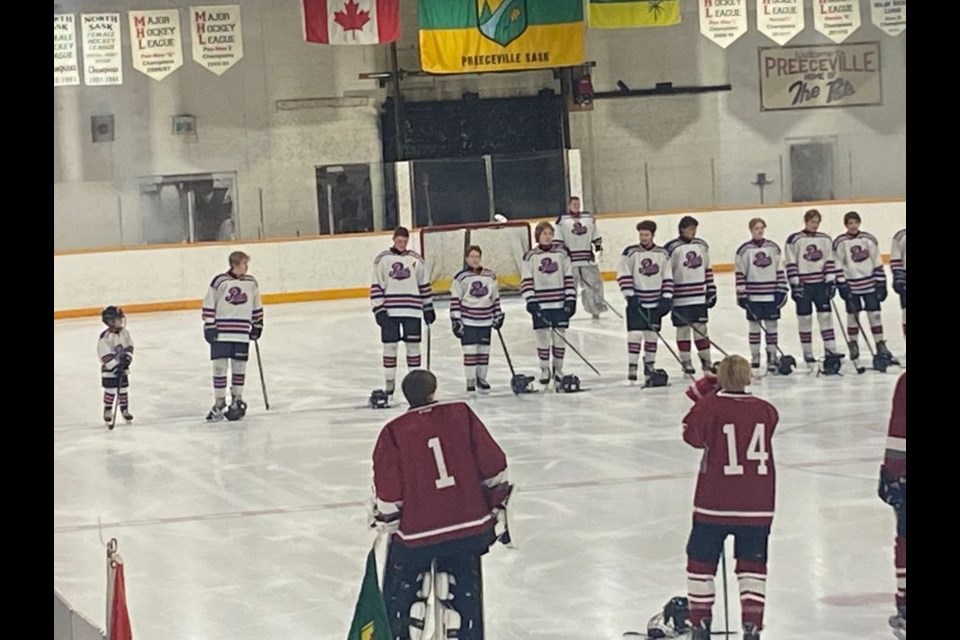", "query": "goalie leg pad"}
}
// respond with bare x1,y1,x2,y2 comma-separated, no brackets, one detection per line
436,554,484,640
382,549,433,640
